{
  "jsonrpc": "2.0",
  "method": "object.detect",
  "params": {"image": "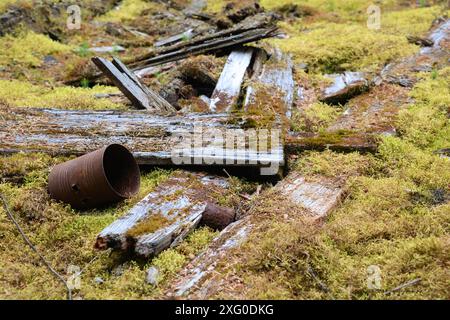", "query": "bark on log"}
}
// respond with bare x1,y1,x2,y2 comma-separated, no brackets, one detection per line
0,107,284,170
209,48,254,112
95,172,233,257
92,57,176,114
